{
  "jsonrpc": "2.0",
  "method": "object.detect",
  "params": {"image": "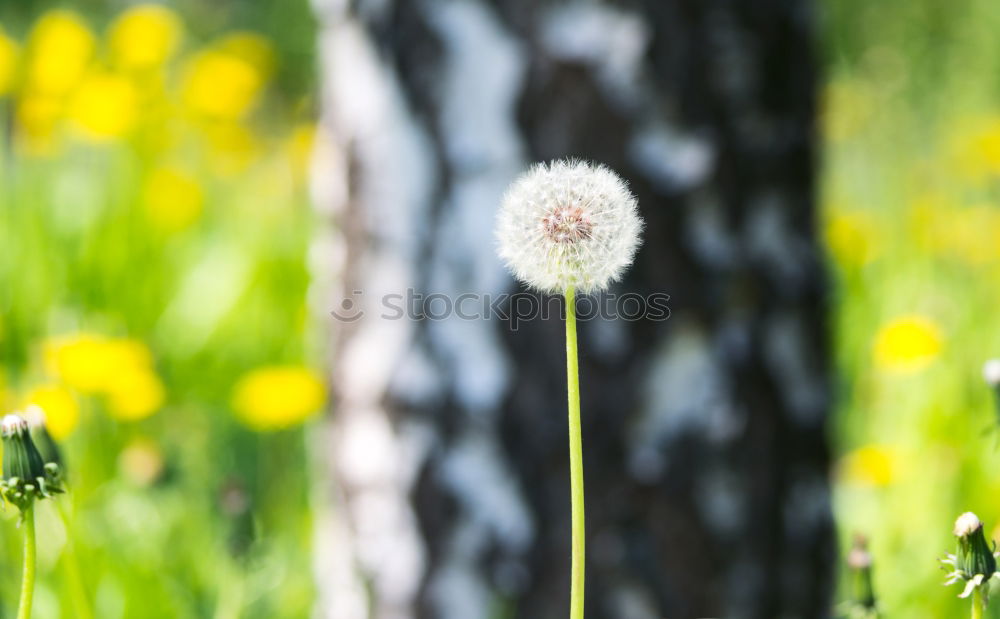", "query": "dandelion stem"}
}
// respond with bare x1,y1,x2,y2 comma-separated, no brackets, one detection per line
972,588,984,619
16,502,36,619
565,286,585,619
